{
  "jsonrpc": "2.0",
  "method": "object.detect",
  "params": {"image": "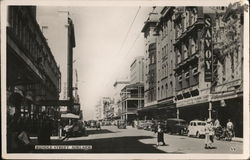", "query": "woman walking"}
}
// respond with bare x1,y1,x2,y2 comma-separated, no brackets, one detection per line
155,122,166,146
204,118,214,149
